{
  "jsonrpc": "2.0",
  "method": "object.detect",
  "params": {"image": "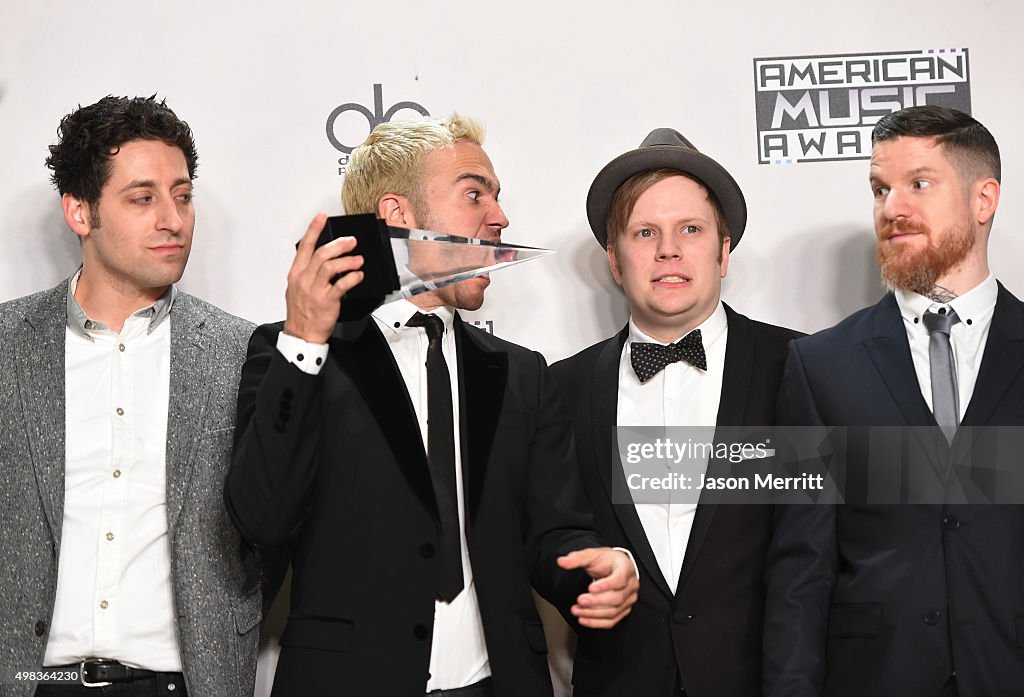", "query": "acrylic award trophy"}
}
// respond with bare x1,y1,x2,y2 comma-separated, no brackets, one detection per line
312,214,553,320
